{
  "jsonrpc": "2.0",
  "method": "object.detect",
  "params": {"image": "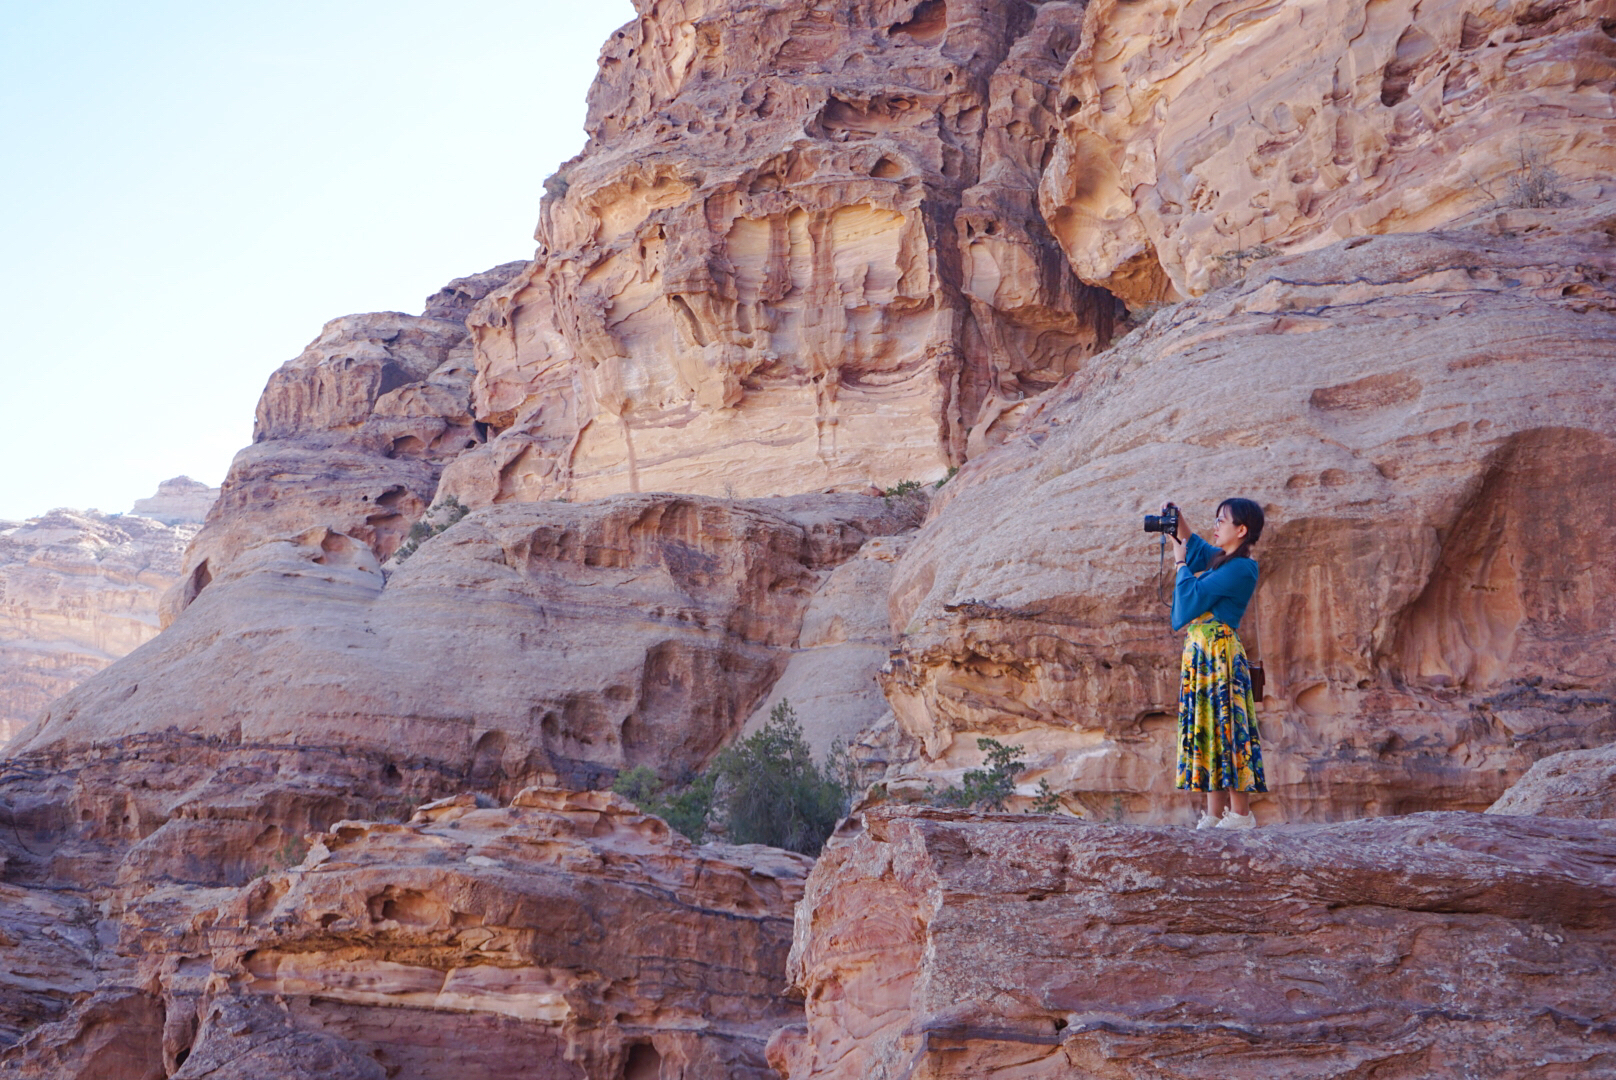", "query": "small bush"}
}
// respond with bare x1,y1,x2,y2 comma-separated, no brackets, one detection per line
613,765,714,842
1506,146,1571,209
611,700,852,855
393,495,469,563
1030,778,1063,814
880,479,924,499
923,737,1026,811
934,466,959,489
